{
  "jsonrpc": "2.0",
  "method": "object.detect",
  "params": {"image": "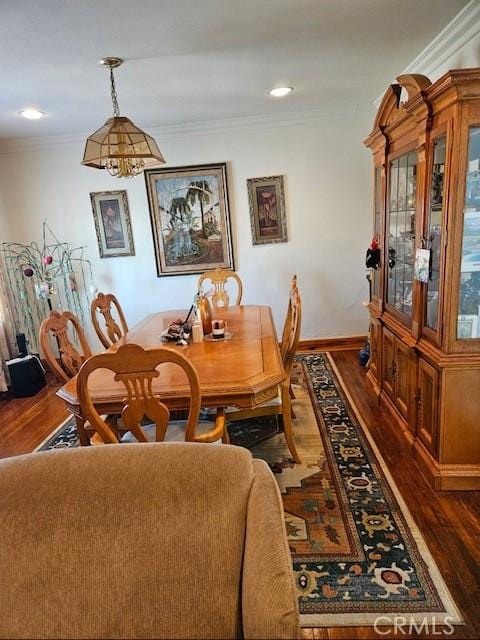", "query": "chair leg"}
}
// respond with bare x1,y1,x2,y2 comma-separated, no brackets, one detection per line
75,416,90,446
222,425,230,444
281,384,300,464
